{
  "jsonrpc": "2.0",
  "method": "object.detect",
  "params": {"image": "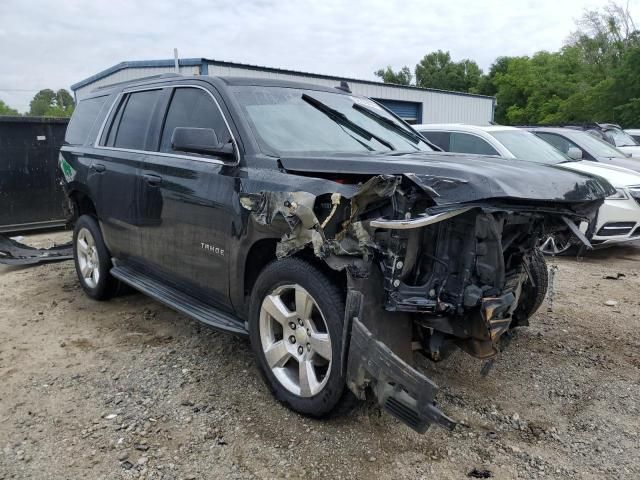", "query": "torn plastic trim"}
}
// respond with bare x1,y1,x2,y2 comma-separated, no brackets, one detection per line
0,234,73,266
346,315,456,433
562,215,593,249
370,206,473,230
